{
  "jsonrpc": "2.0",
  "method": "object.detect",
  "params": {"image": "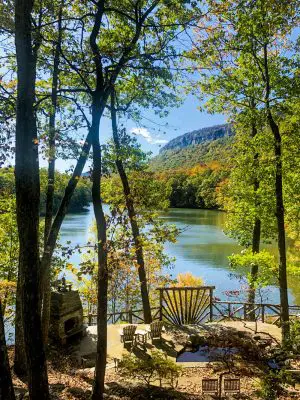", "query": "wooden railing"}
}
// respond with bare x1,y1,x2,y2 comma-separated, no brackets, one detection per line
84,307,160,326
84,302,300,326
211,301,300,325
